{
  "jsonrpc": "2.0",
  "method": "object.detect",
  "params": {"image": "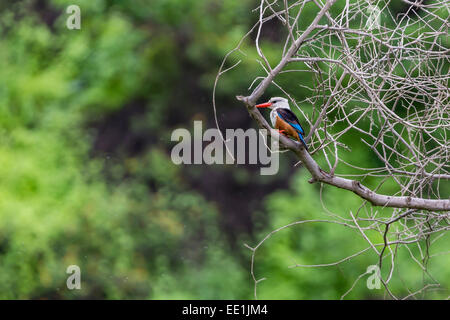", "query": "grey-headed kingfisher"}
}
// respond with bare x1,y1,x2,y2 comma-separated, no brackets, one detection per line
256,97,308,151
